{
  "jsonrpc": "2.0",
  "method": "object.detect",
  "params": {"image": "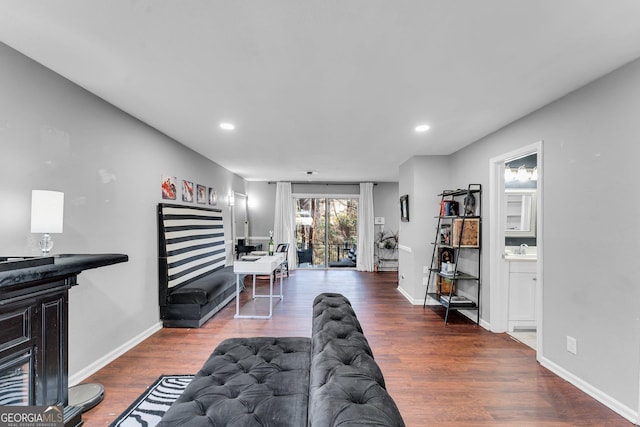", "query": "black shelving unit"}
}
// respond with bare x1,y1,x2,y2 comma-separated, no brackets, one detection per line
424,184,482,324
